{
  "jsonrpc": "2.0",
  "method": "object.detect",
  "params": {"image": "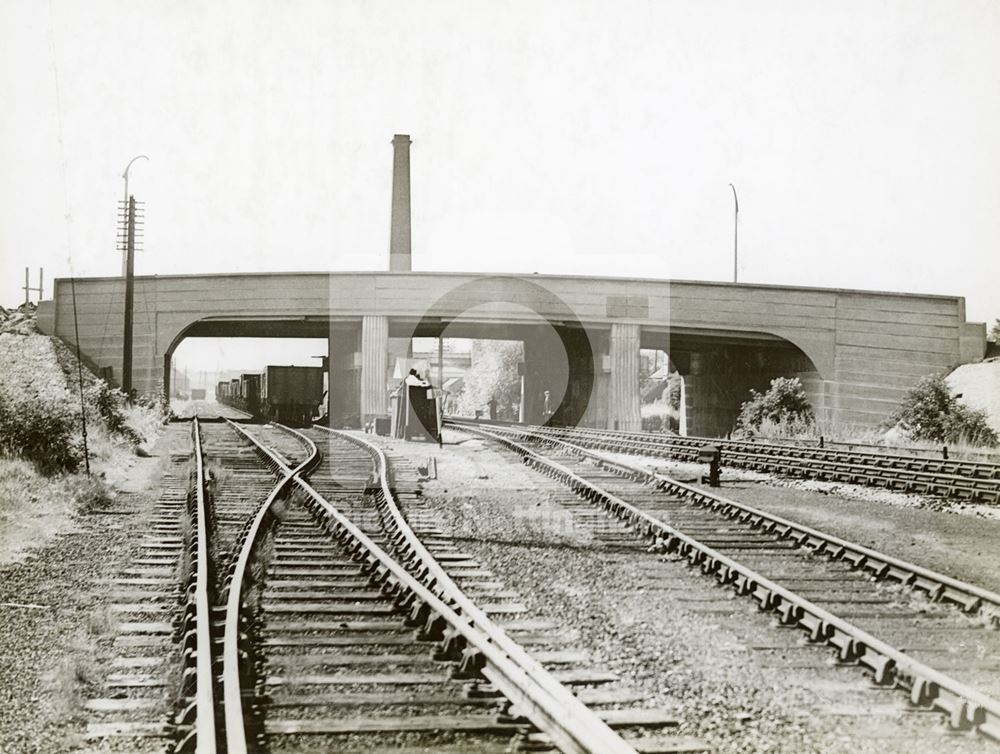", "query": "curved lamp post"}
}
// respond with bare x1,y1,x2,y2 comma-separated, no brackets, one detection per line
729,183,739,283
121,155,148,276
